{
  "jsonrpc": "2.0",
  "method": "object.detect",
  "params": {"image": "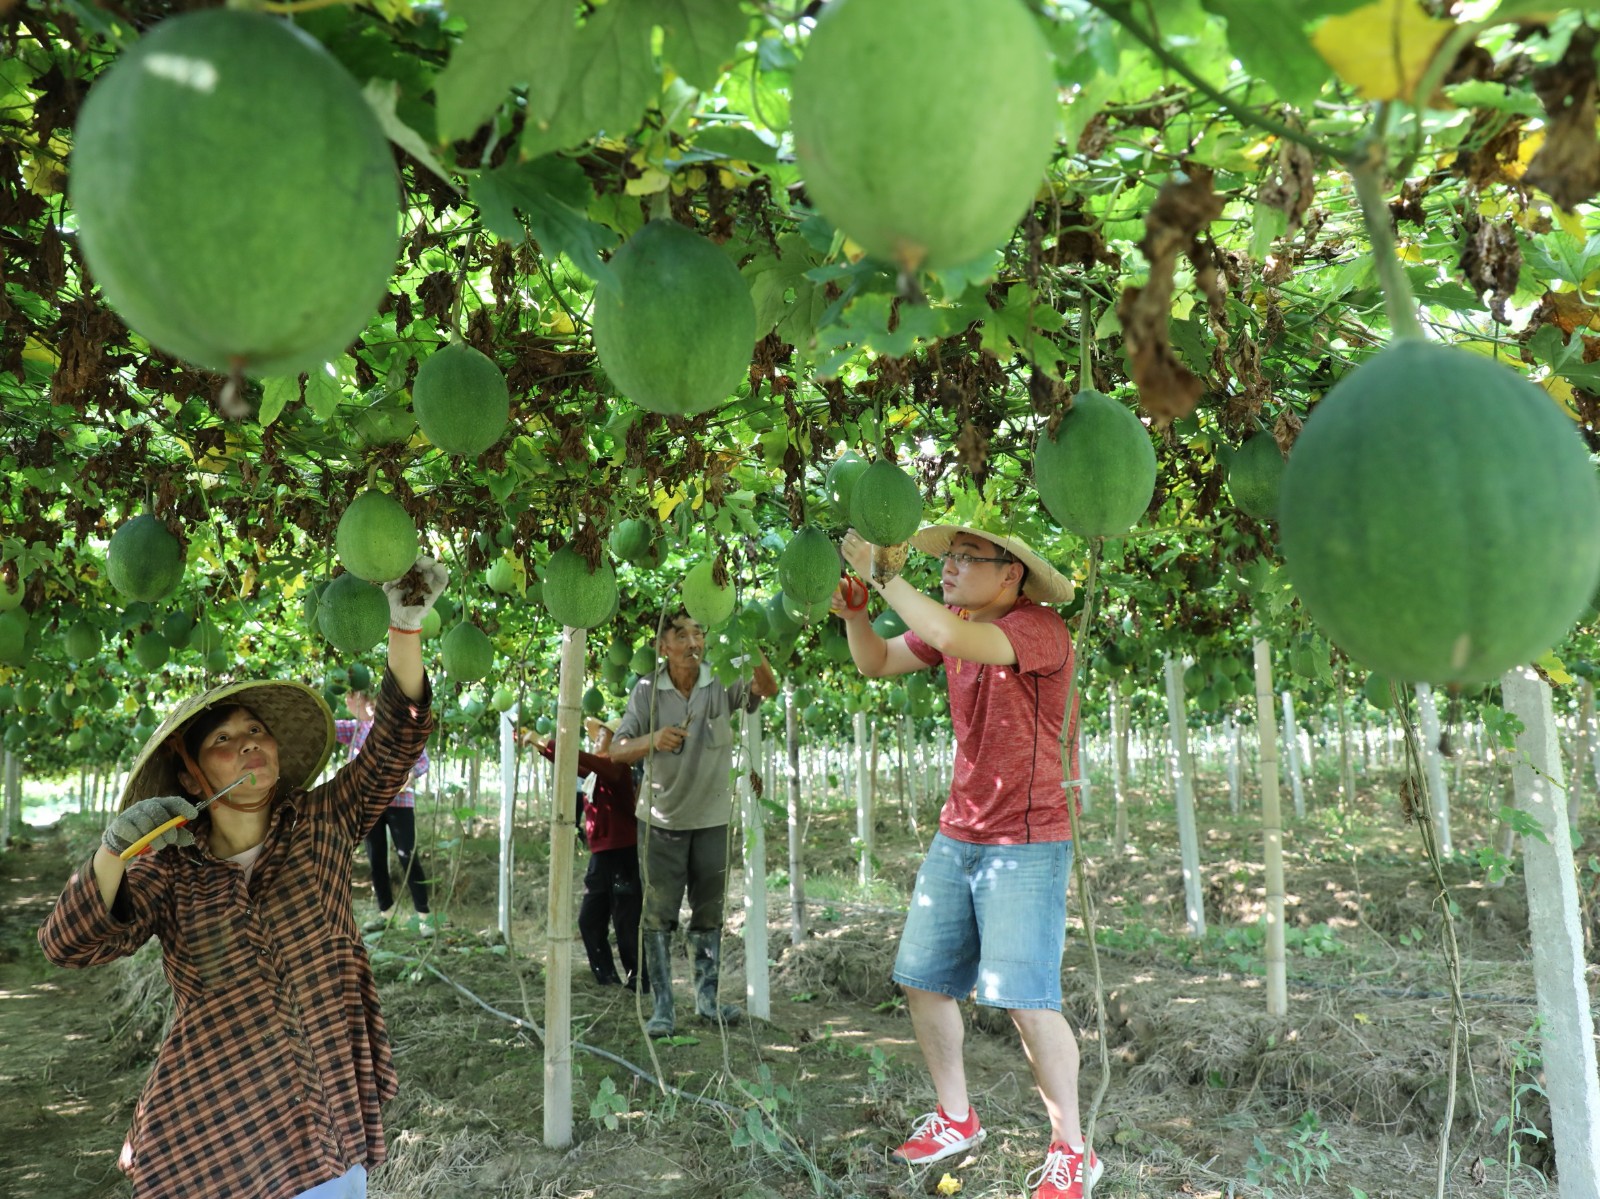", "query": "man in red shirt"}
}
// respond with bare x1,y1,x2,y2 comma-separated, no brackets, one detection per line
835,522,1101,1199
